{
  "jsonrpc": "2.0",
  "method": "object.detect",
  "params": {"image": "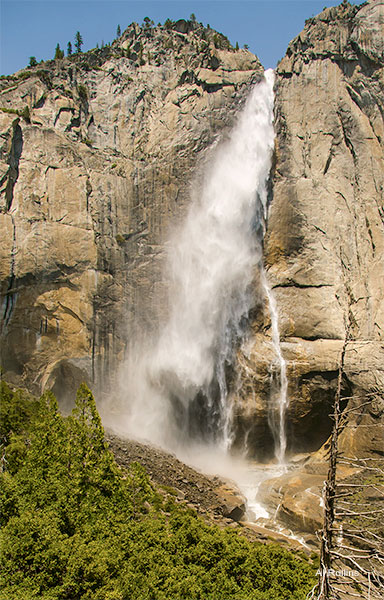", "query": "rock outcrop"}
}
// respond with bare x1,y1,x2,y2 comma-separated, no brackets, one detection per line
232,0,384,459
1,3,383,463
0,20,262,402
